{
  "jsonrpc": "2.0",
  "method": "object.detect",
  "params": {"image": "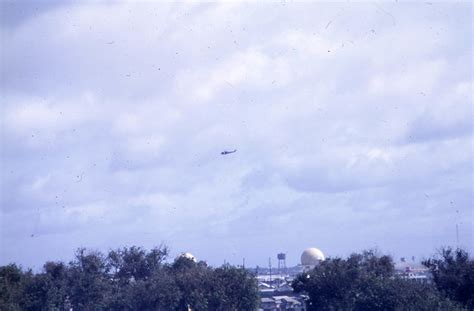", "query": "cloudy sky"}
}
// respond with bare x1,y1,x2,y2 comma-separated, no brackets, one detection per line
1,1,472,269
